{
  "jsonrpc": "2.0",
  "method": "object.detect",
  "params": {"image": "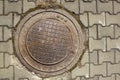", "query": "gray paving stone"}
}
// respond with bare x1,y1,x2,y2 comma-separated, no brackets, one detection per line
0,27,3,41
80,13,88,27
106,13,120,26
0,26,12,41
4,0,22,14
81,76,99,80
0,53,4,68
90,51,98,64
0,0,3,14
61,0,79,14
72,64,89,78
89,38,106,52
90,63,106,77
80,0,96,13
81,50,89,65
107,38,120,51
114,25,120,38
65,0,75,2
13,13,21,27
82,0,92,2
45,72,72,80
14,66,42,80
23,0,36,13
0,40,13,54
98,50,115,64
89,13,106,26
0,66,13,80
74,77,80,80
98,25,114,39
3,27,12,41
114,1,120,14
108,63,120,76
0,13,13,27
116,74,120,80
19,78,29,80
5,53,11,68
115,50,120,63
97,0,113,14
99,75,115,80
99,0,109,2
89,25,97,39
